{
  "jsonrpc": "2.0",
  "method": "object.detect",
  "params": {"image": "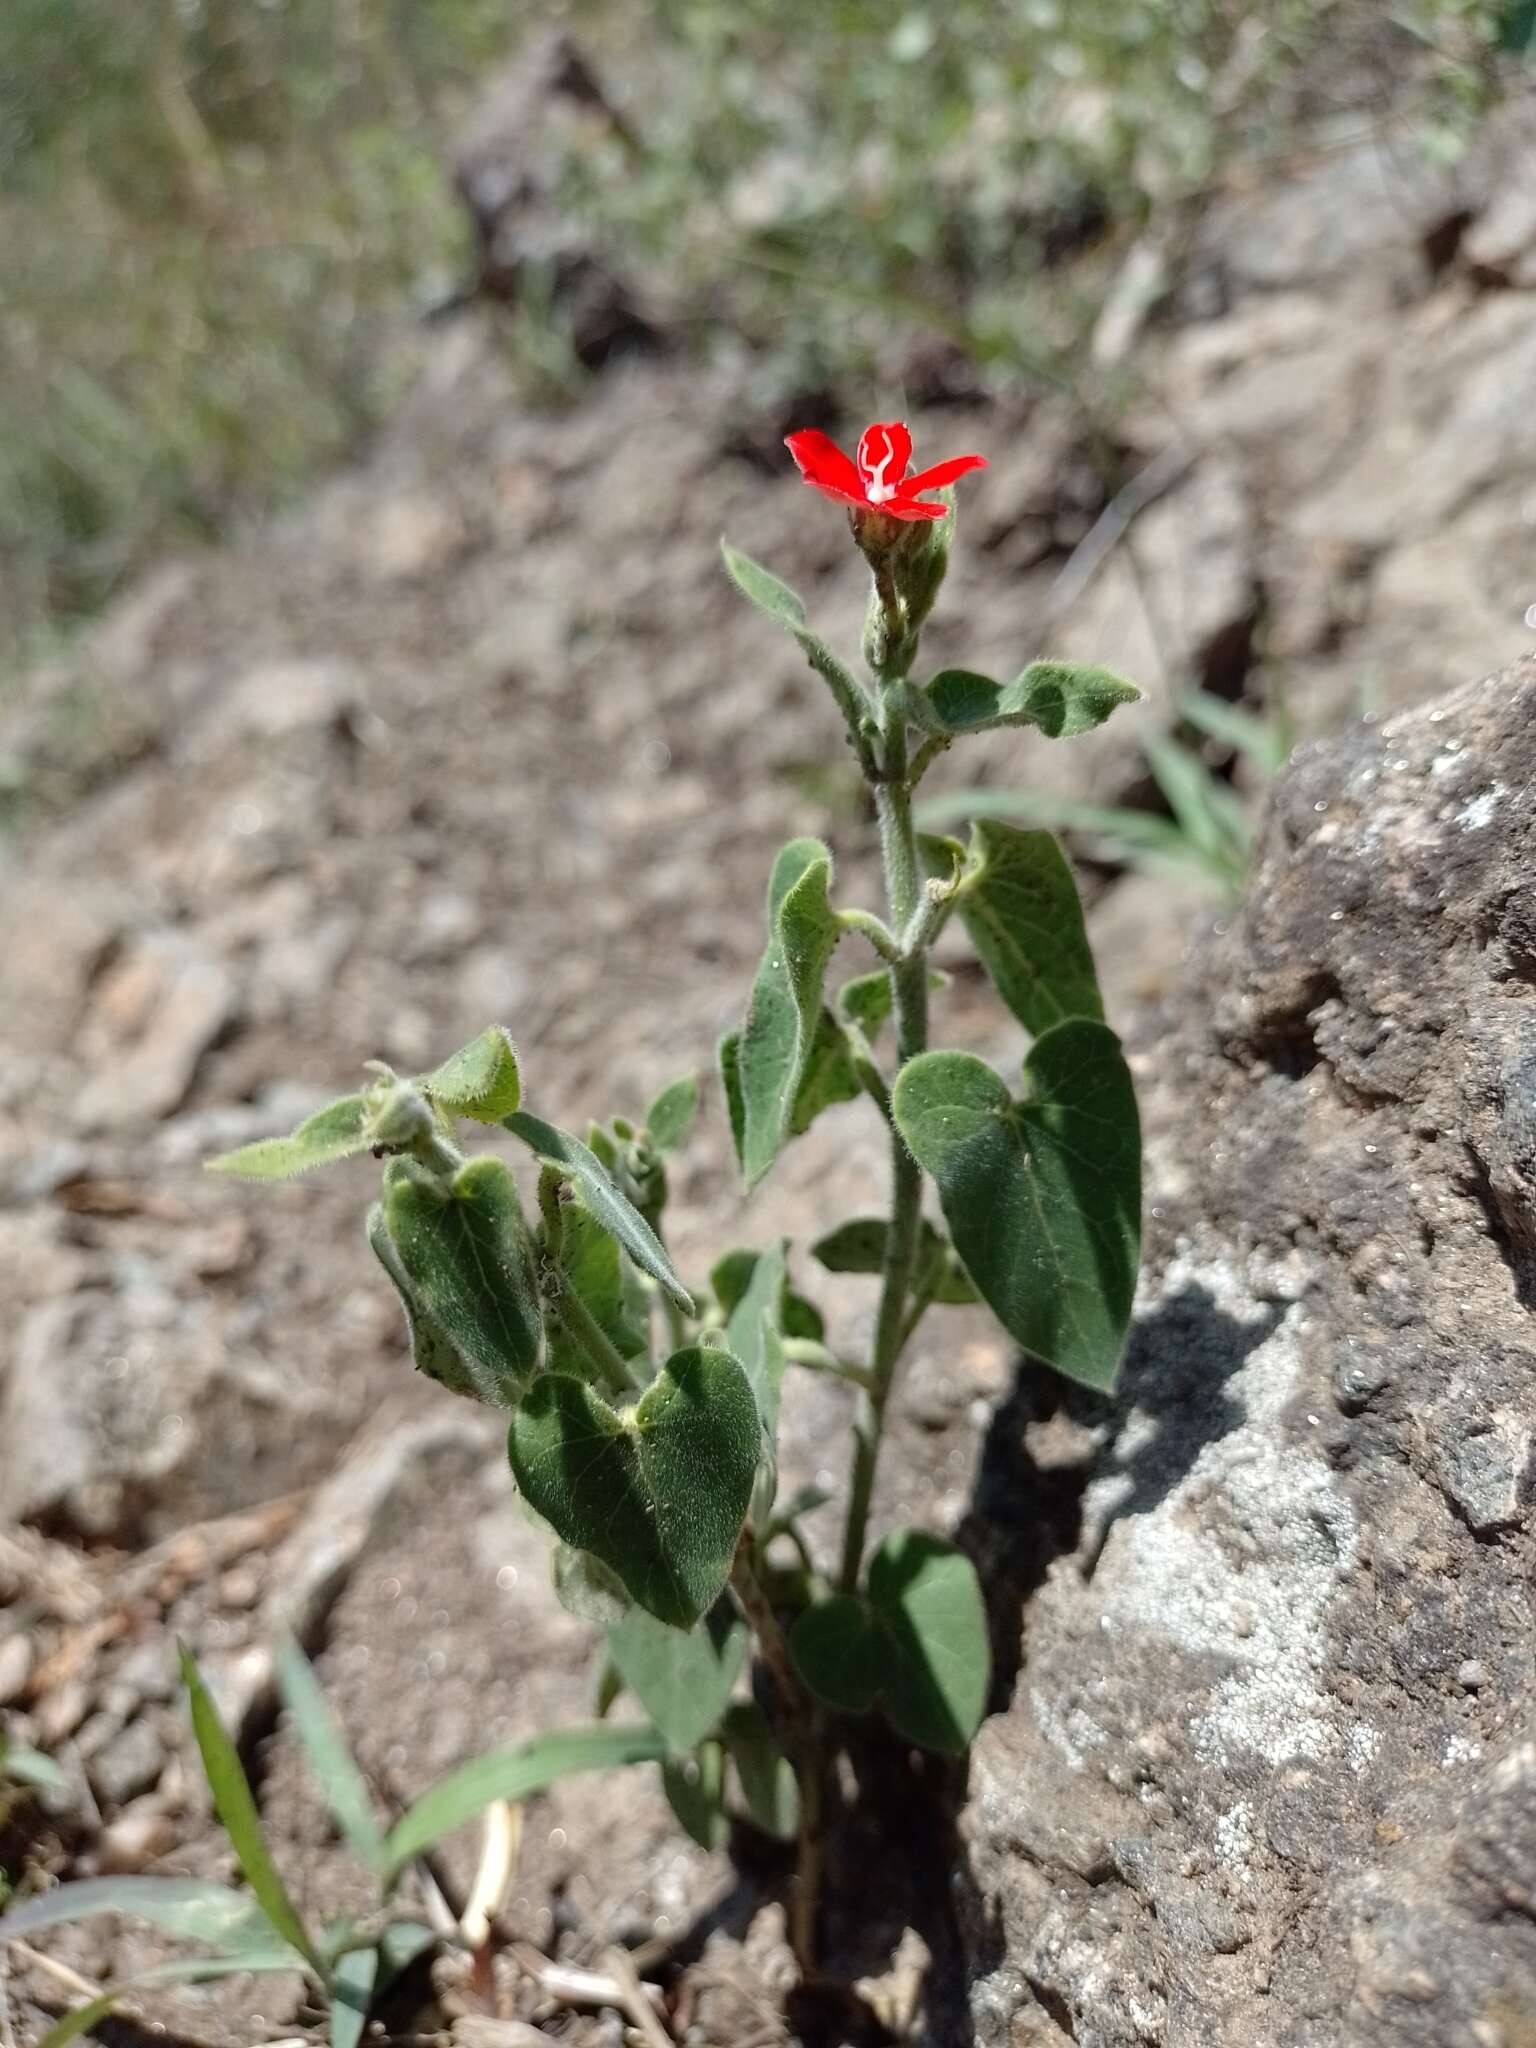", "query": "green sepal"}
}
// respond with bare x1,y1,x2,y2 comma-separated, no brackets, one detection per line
644,1074,700,1153
382,1156,542,1404
367,1202,480,1399
891,1025,1141,1391
897,660,1140,740
790,1532,990,1755
606,1598,747,1753
207,1093,374,1181
952,821,1102,1038
418,1026,522,1123
506,1346,760,1628
736,838,841,1187
661,1744,727,1851
504,1111,693,1315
